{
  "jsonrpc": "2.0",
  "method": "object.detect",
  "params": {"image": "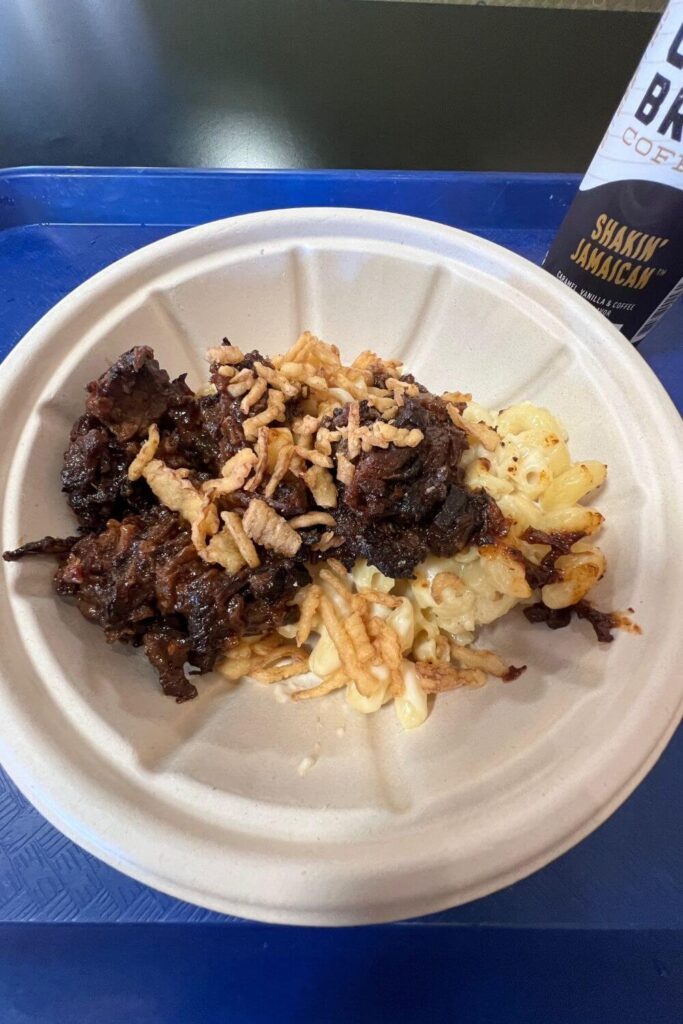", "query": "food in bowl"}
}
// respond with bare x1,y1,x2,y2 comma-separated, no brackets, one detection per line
3,333,637,729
